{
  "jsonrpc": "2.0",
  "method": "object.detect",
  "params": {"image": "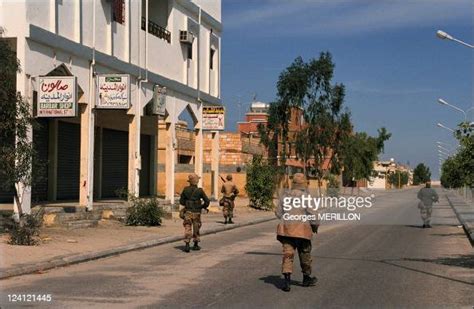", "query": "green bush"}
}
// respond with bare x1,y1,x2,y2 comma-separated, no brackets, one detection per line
245,155,278,210
6,210,43,246
126,196,164,226
325,174,340,197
